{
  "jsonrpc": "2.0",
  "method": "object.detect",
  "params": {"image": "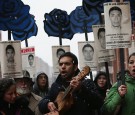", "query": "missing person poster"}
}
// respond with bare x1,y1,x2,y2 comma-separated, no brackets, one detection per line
52,45,70,73
92,25,115,63
0,41,22,78
21,46,35,78
104,2,132,49
78,41,98,71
